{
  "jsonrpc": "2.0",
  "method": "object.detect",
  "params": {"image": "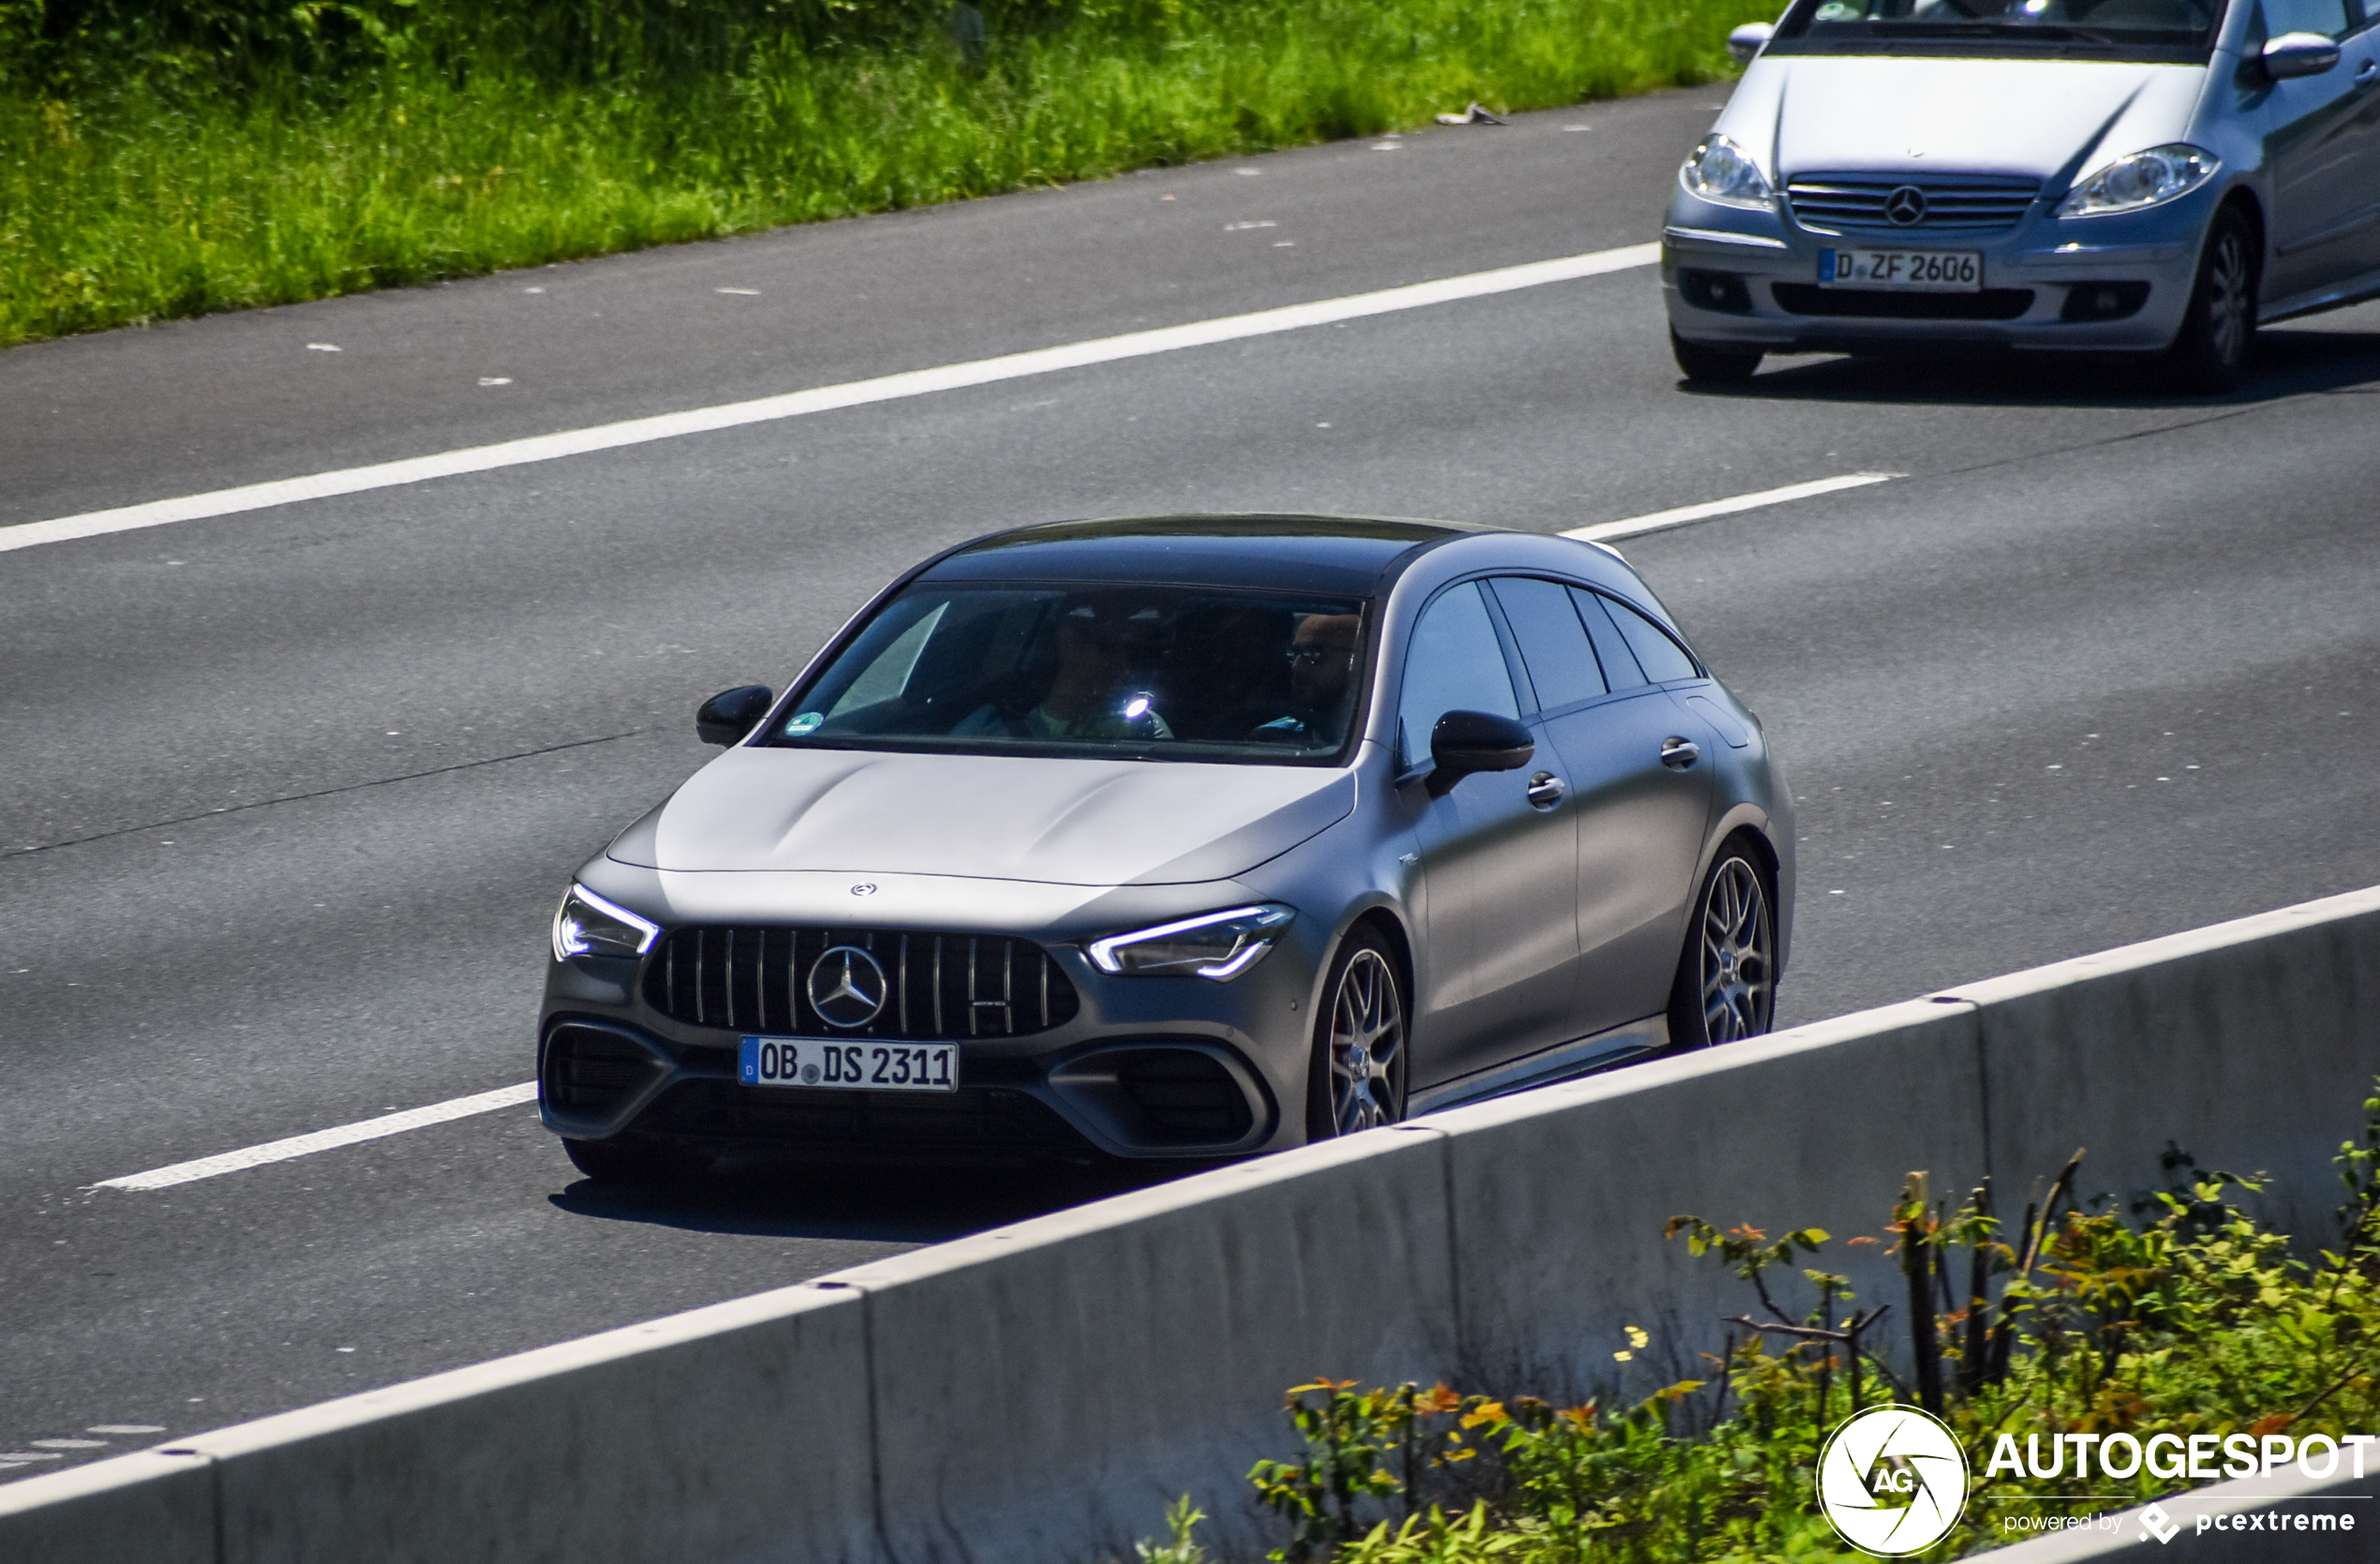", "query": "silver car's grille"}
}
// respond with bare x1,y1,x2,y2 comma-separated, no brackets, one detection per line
643,926,1079,1040
1786,173,2042,234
